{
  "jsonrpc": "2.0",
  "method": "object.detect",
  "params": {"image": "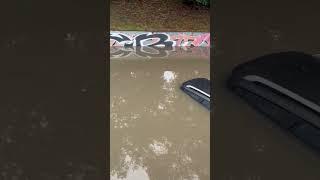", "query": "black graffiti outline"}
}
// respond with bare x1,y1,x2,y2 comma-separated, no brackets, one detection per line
134,33,174,47
110,33,175,47
110,33,133,47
